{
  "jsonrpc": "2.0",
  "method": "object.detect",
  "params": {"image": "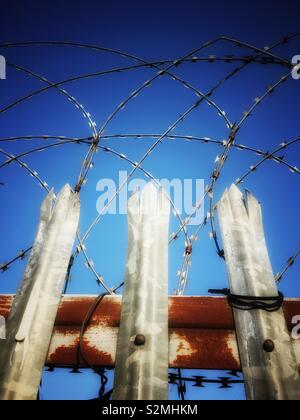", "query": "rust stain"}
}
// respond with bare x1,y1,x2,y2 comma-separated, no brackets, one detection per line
169,296,233,329
47,327,114,367
0,295,13,319
80,336,114,366
1,294,299,369
55,295,121,327
48,344,78,366
48,326,240,370
169,328,239,370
